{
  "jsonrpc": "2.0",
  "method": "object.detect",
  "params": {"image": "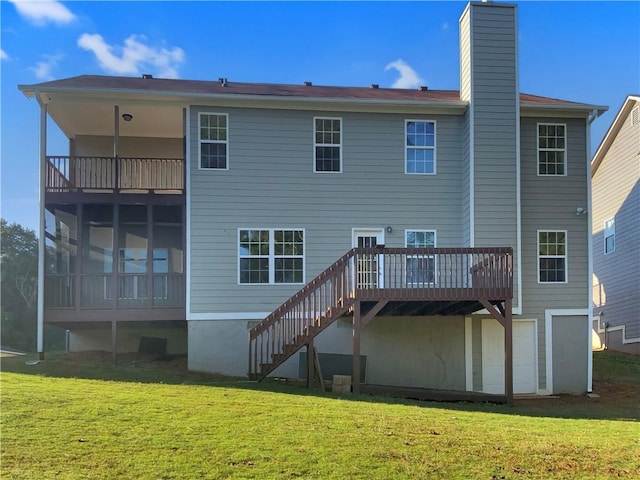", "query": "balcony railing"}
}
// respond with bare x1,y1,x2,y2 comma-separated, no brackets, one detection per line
46,156,184,193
